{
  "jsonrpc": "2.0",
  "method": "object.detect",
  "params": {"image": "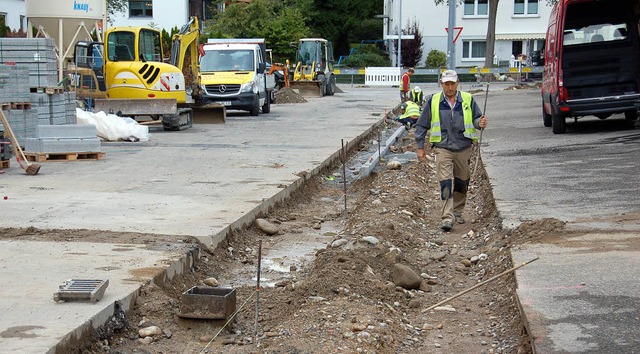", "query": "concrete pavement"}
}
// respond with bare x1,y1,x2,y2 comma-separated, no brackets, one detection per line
0,84,400,352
